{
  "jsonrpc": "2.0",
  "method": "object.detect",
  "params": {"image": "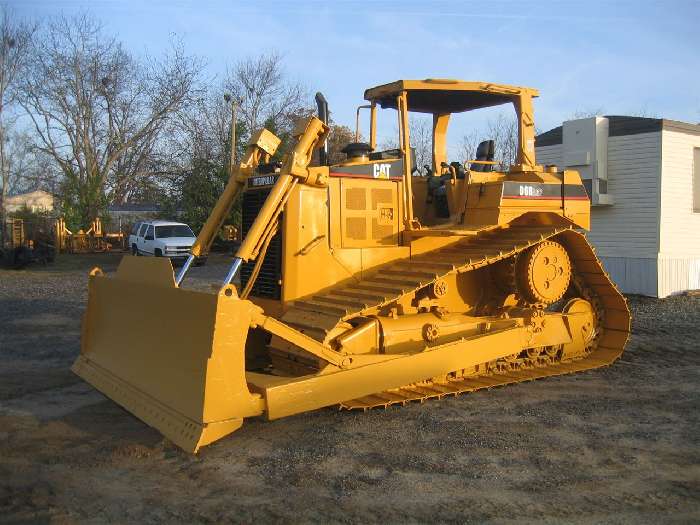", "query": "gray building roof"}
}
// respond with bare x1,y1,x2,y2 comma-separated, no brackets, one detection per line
536,116,700,147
